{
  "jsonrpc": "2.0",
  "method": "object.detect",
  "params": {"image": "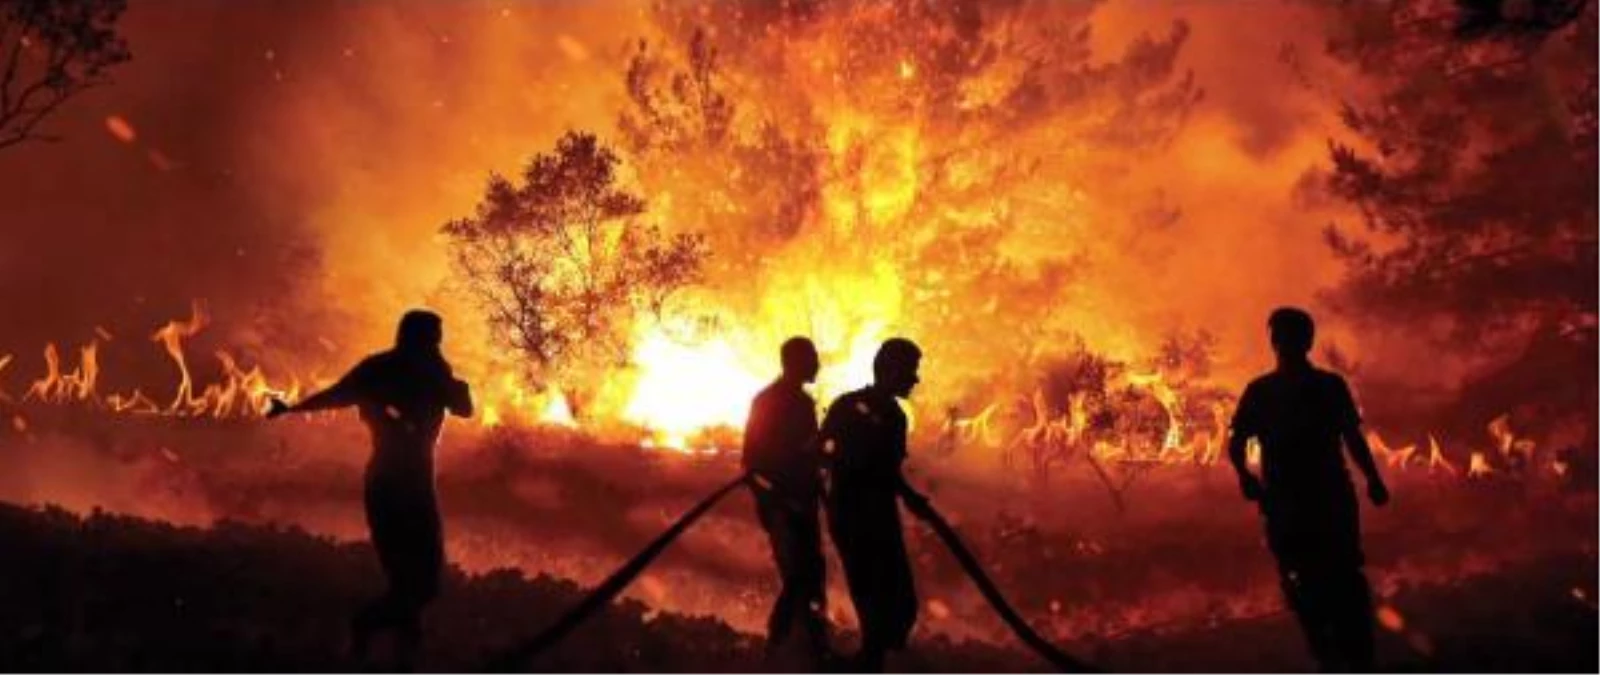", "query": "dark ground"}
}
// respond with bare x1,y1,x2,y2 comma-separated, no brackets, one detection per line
0,501,1592,673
